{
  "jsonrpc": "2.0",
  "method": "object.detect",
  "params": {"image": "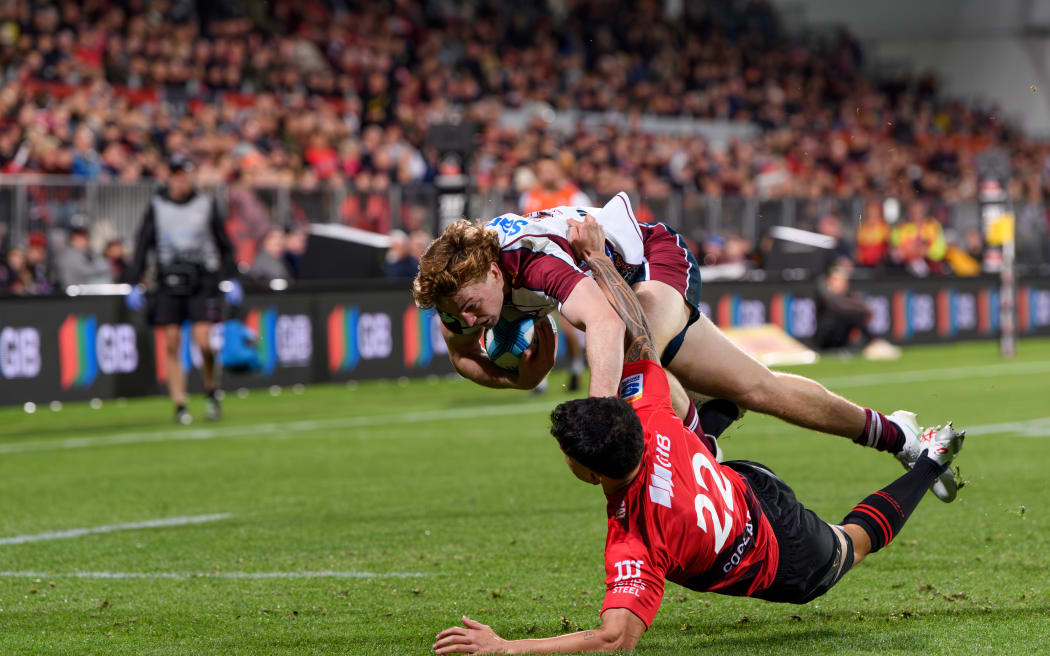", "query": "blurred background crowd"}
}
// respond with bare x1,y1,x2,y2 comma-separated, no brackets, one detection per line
0,0,1048,294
